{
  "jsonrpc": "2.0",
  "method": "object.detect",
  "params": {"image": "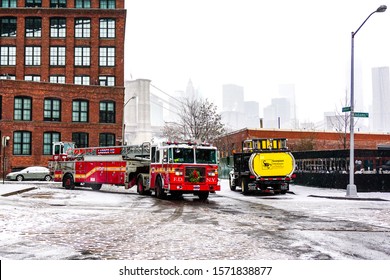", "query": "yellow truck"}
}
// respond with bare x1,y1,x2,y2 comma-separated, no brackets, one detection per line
229,138,295,194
